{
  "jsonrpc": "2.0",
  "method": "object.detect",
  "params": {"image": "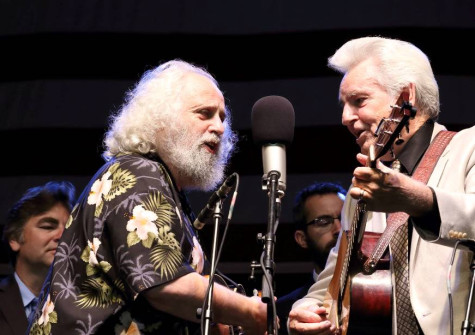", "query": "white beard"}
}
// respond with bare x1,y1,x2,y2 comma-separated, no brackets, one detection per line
163,126,228,191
